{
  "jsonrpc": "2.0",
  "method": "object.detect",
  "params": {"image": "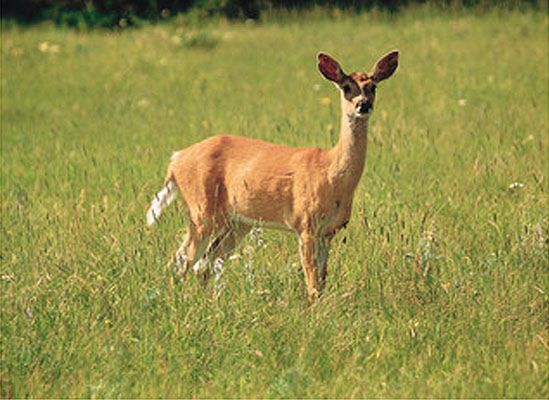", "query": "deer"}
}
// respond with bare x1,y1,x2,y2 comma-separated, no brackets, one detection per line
146,50,399,301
